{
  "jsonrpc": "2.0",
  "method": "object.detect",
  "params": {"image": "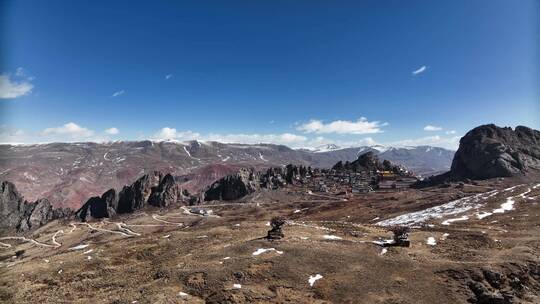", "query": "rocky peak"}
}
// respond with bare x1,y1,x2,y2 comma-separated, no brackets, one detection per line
332,151,403,173
0,181,71,231
203,168,260,201
450,124,540,179
75,171,194,221
117,171,162,214
148,174,179,207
